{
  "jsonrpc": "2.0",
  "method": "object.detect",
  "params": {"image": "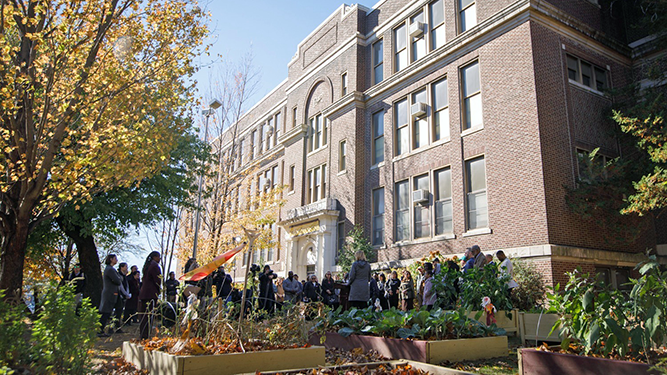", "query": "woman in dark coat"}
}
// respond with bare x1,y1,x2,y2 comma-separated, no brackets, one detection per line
399,269,415,311
386,271,401,309
321,271,338,308
124,271,141,324
258,265,276,314
303,274,322,302
347,250,371,309
138,251,161,340
377,273,389,310
98,254,122,337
